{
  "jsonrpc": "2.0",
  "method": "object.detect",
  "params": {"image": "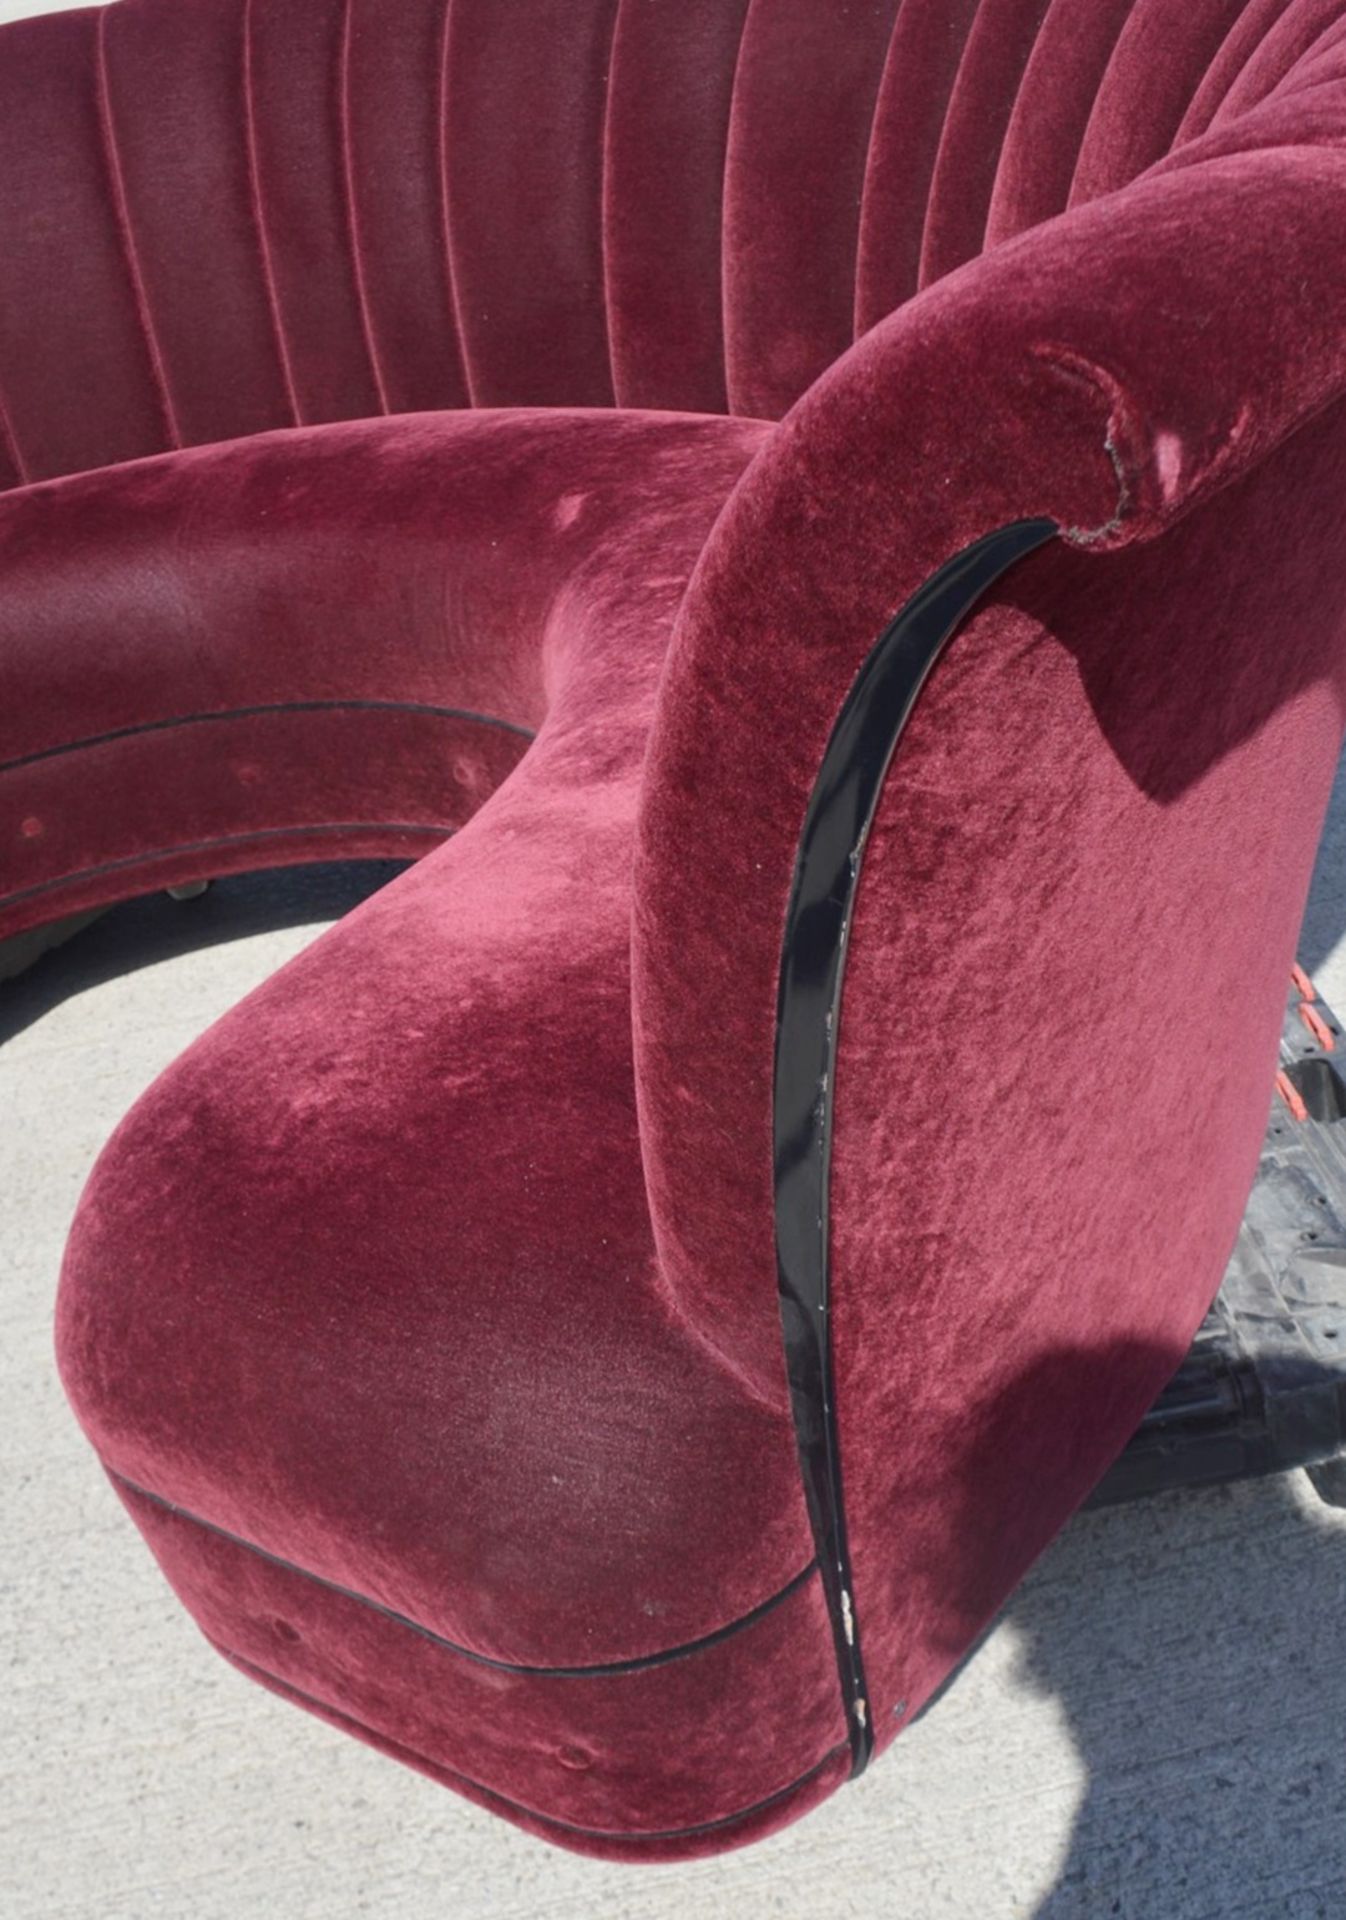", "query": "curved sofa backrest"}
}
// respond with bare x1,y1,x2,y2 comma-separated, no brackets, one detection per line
2,0,1344,488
